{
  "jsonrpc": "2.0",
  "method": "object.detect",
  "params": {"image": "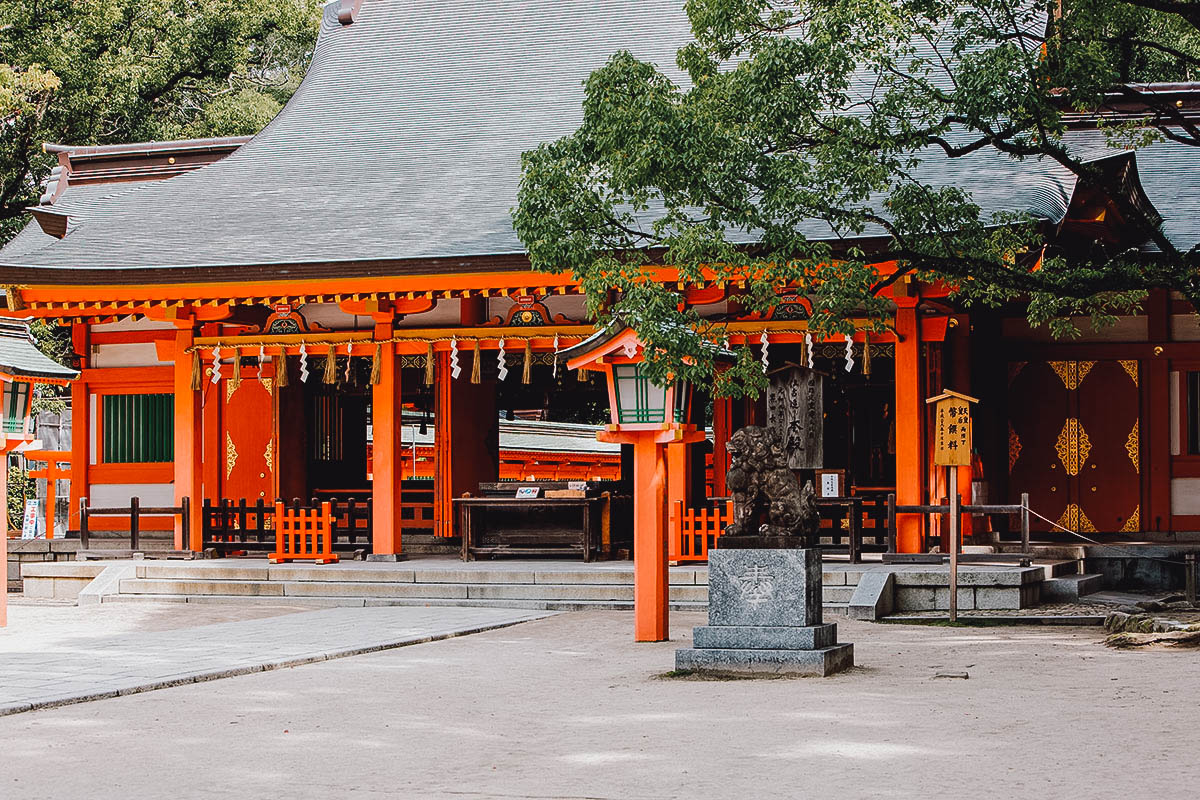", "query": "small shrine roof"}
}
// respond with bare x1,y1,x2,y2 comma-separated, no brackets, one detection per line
0,319,78,382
